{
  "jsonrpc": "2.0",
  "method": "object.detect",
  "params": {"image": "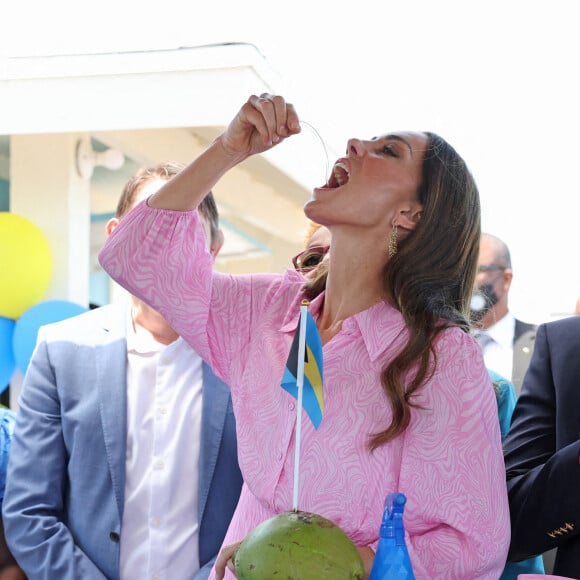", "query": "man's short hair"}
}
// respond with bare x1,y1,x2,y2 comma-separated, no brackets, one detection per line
481,232,512,268
116,161,220,244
